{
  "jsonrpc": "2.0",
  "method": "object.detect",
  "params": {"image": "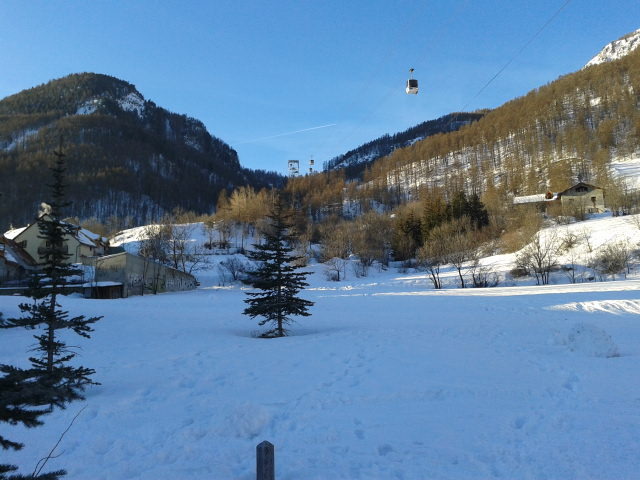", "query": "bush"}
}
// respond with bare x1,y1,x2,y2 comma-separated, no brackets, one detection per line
217,257,248,283
469,260,500,287
514,231,559,285
559,231,580,253
324,257,347,281
591,241,632,279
